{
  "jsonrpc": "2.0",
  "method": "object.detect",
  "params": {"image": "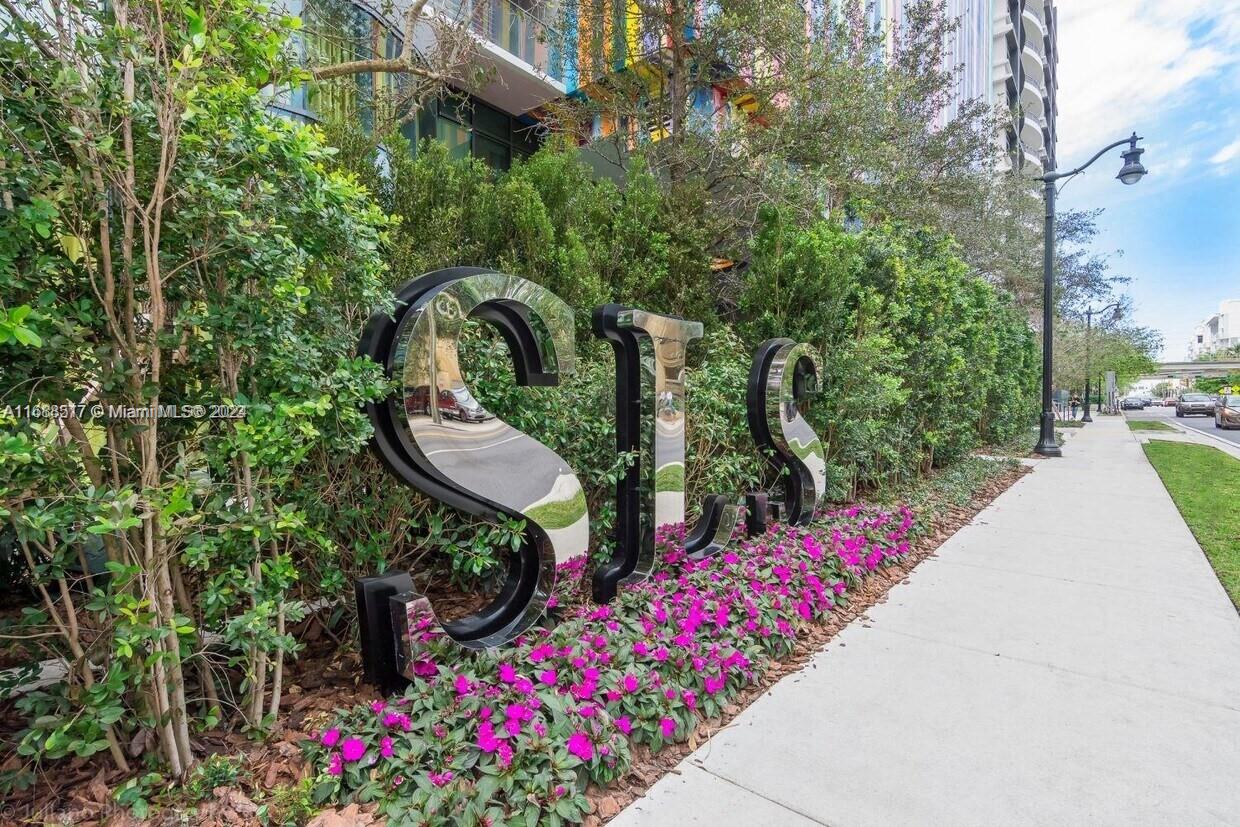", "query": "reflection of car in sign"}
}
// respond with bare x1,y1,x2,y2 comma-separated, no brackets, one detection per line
405,386,492,422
